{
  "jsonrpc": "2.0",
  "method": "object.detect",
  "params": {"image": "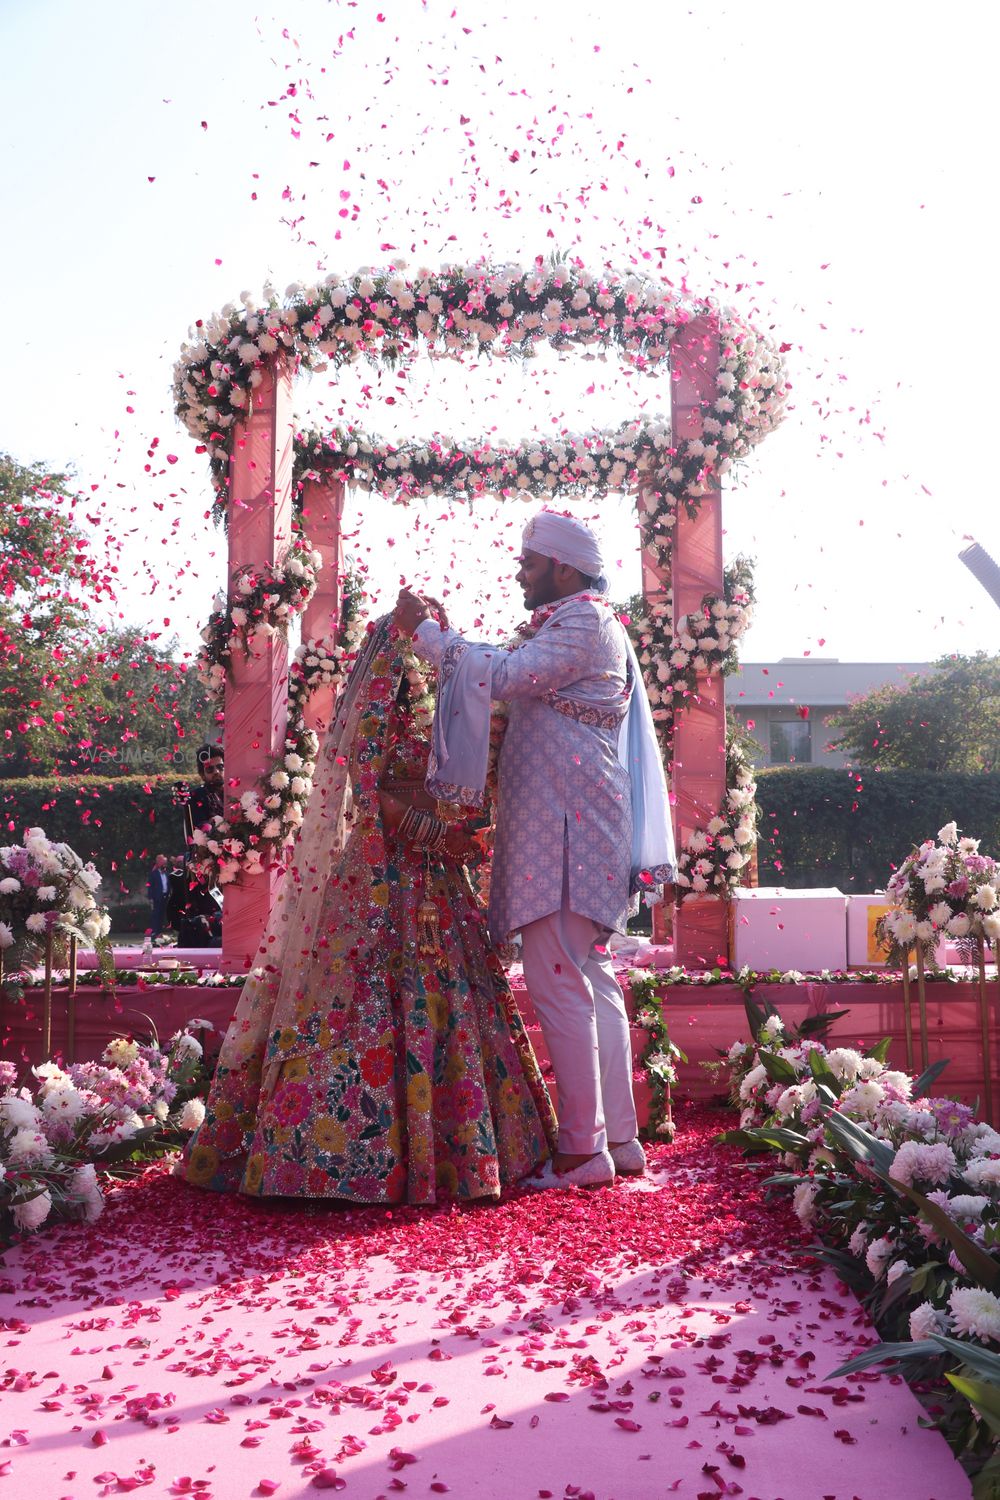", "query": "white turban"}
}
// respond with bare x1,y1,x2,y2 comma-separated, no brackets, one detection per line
521,509,608,592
